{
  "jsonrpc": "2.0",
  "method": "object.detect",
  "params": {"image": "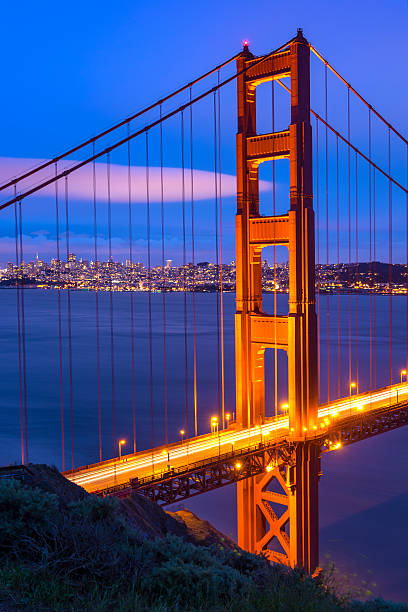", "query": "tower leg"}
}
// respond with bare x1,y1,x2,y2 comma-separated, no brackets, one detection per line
237,443,319,572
